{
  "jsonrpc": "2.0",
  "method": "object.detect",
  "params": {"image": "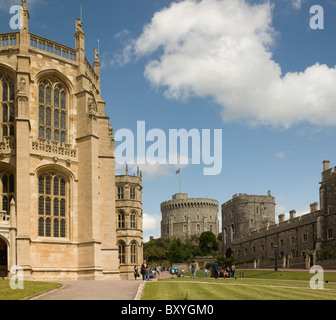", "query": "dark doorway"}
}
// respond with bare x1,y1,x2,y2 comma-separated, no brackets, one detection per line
0,238,8,272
